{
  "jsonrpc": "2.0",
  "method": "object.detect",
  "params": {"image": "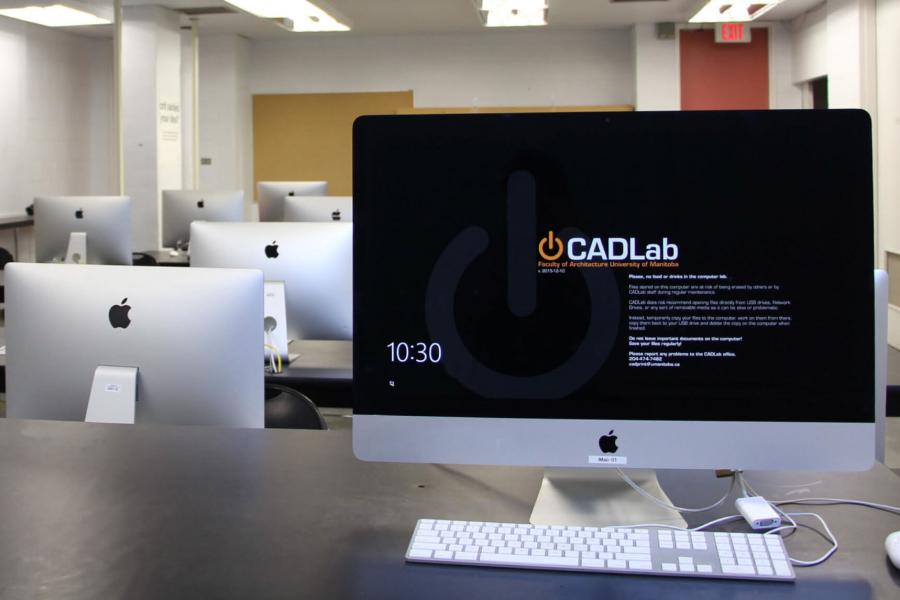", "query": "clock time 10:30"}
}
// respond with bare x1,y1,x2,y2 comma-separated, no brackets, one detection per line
386,342,443,364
